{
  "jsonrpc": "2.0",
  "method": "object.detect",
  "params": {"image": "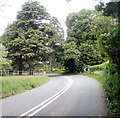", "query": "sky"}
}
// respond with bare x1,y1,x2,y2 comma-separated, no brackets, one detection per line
0,0,110,37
